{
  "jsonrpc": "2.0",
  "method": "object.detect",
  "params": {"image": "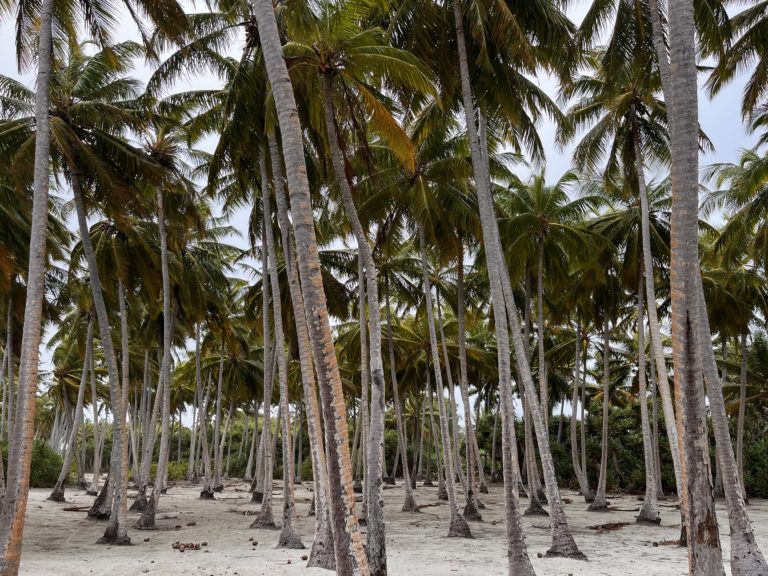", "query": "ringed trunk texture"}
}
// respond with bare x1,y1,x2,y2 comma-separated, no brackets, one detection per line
251,2,369,572
667,0,725,571
321,74,386,575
